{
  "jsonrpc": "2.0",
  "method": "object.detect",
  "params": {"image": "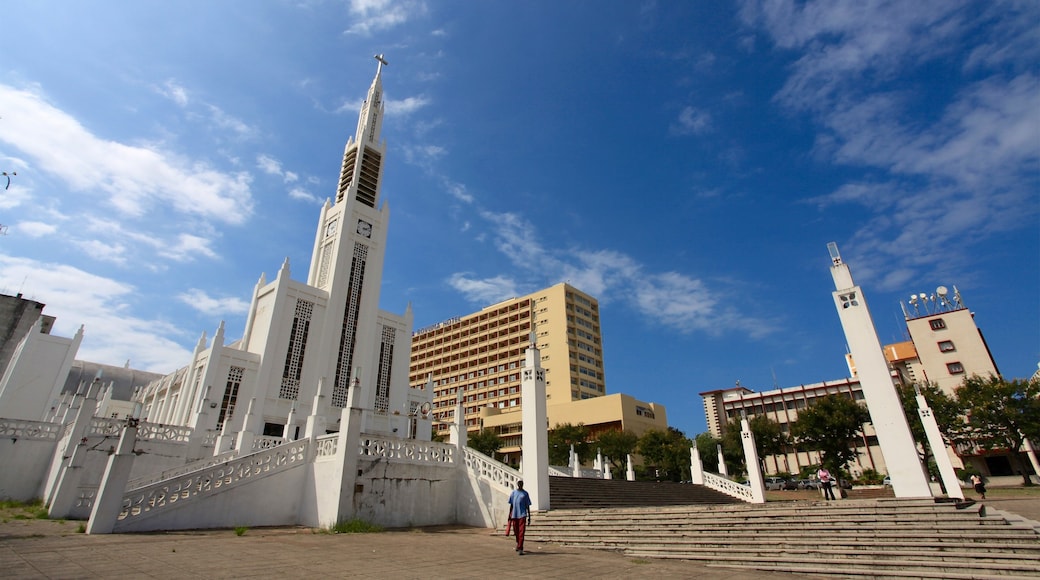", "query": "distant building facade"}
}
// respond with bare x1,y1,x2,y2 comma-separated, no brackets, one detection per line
700,286,1017,479
410,282,667,464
